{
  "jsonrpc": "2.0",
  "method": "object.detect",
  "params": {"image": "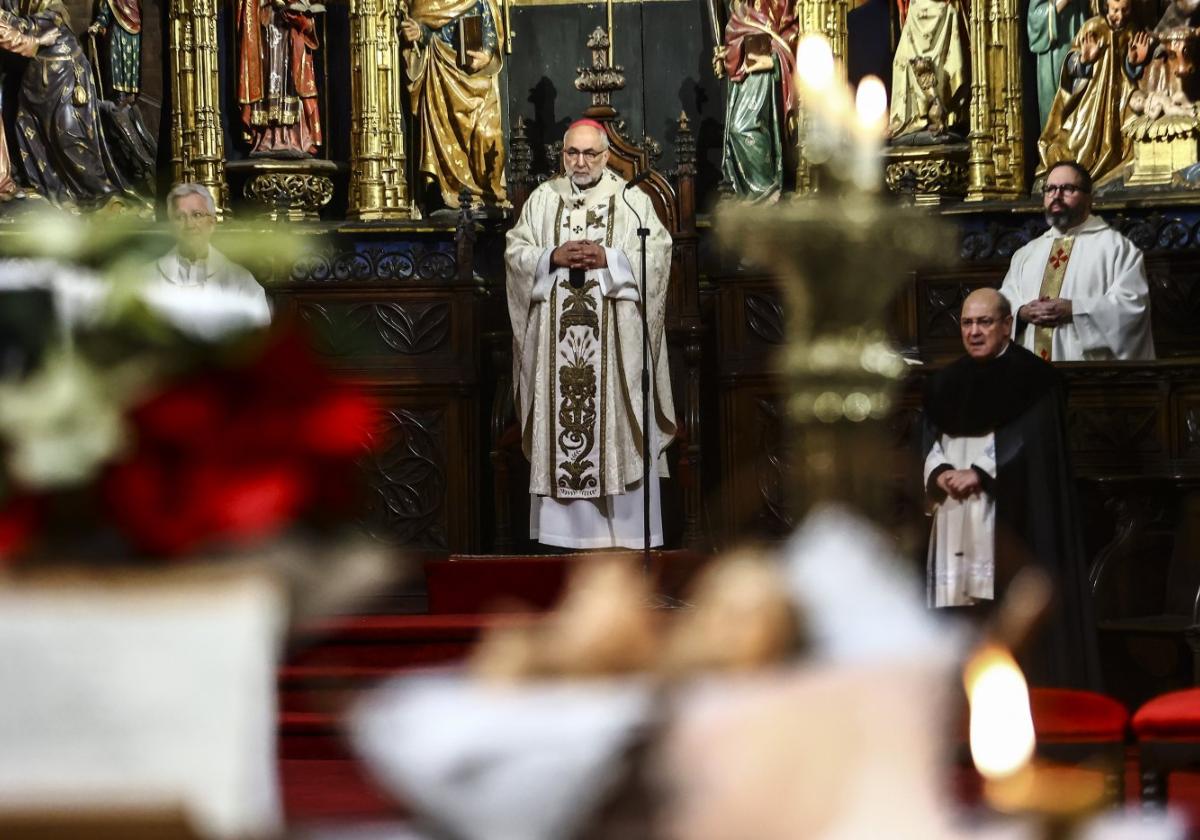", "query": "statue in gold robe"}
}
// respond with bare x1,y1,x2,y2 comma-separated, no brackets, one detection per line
1036,0,1152,186
400,0,506,212
237,0,323,158
888,0,970,144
